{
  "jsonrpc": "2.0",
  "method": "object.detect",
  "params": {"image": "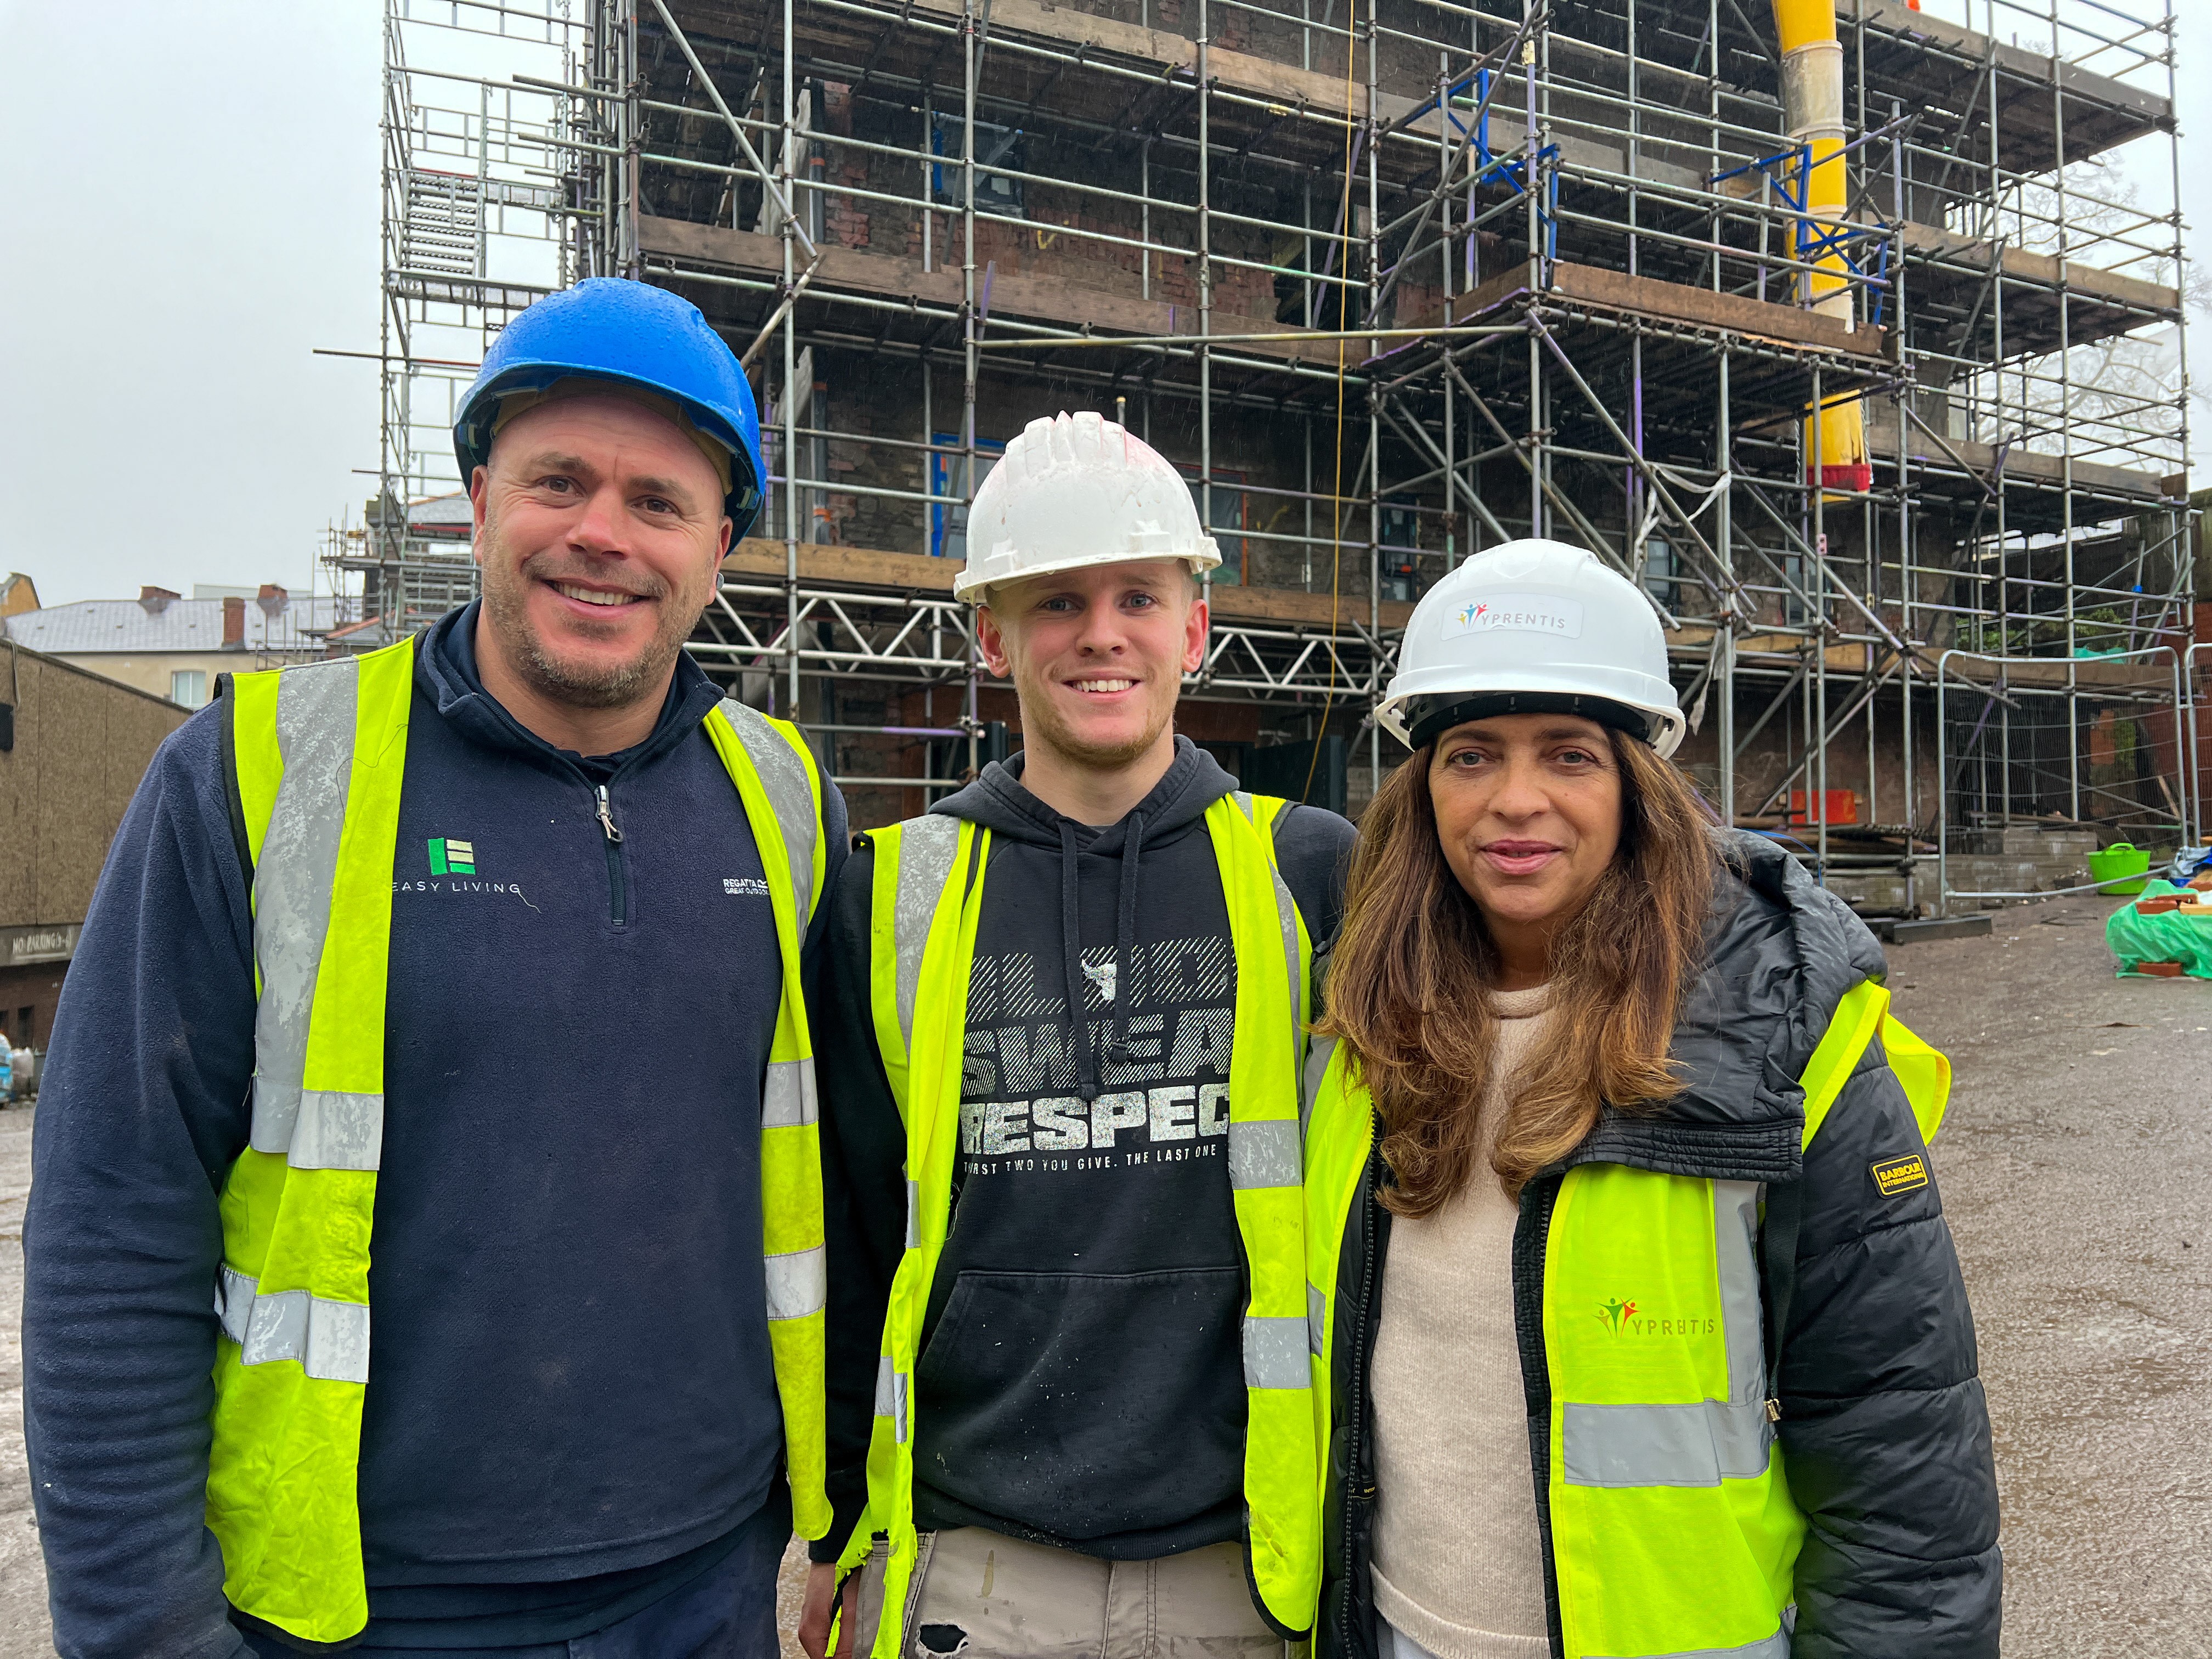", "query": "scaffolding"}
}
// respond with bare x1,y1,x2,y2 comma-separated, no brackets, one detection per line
354,0,2197,912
